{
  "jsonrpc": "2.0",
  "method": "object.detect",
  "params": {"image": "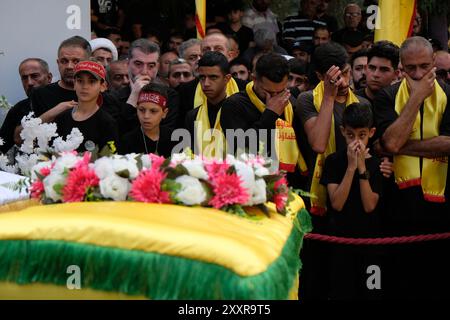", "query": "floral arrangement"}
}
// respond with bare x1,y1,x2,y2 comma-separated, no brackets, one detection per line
29,151,292,215
0,112,83,175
